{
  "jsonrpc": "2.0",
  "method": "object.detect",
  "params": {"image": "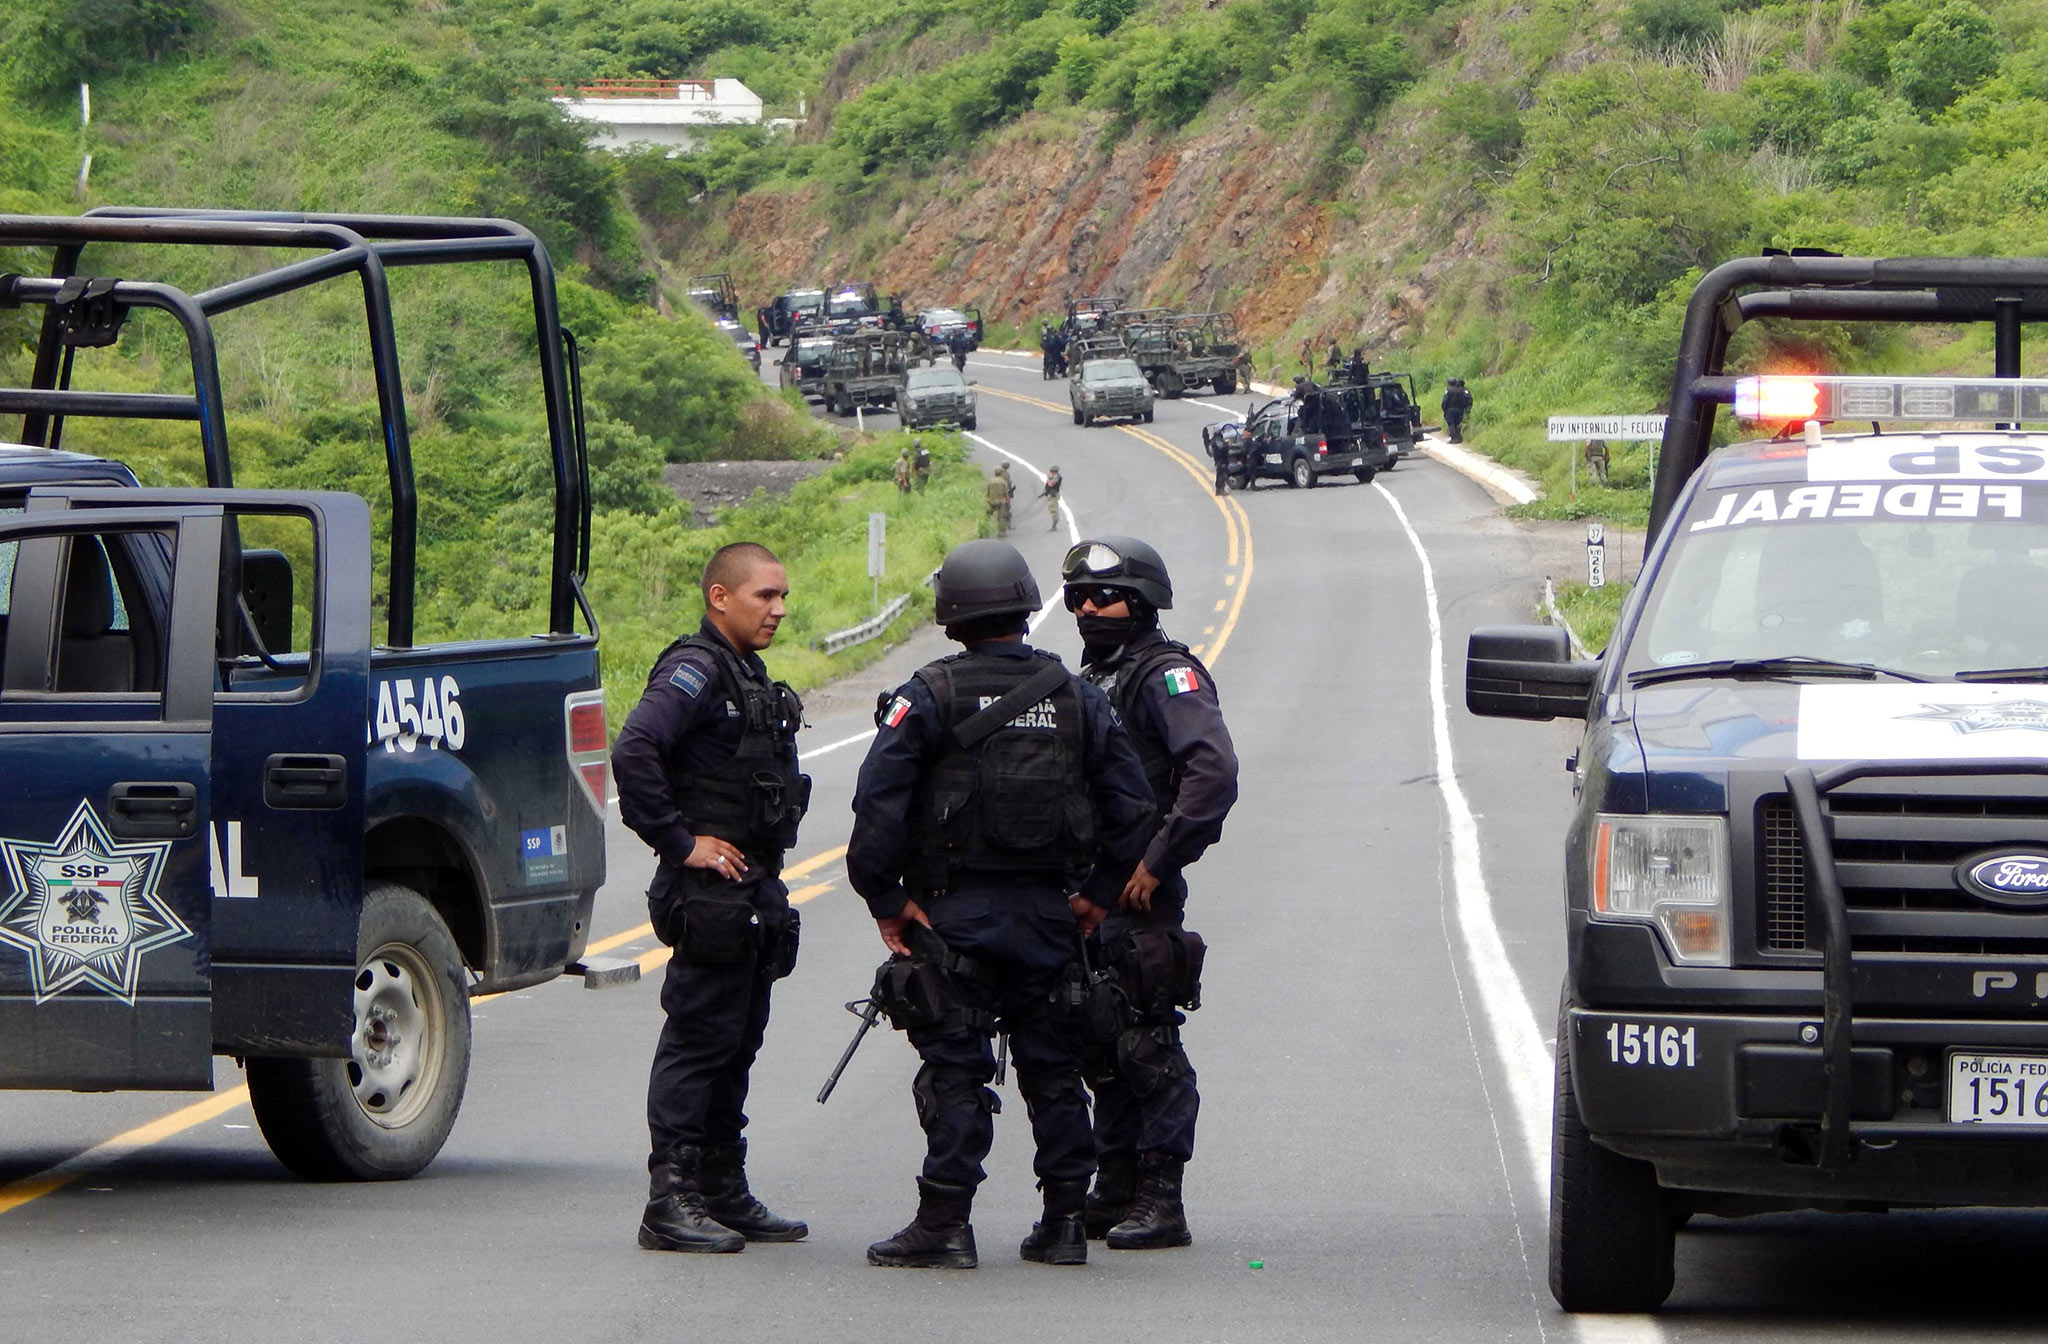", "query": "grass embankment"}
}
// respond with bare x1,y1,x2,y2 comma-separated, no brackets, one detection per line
589,430,989,726
1553,579,1632,656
